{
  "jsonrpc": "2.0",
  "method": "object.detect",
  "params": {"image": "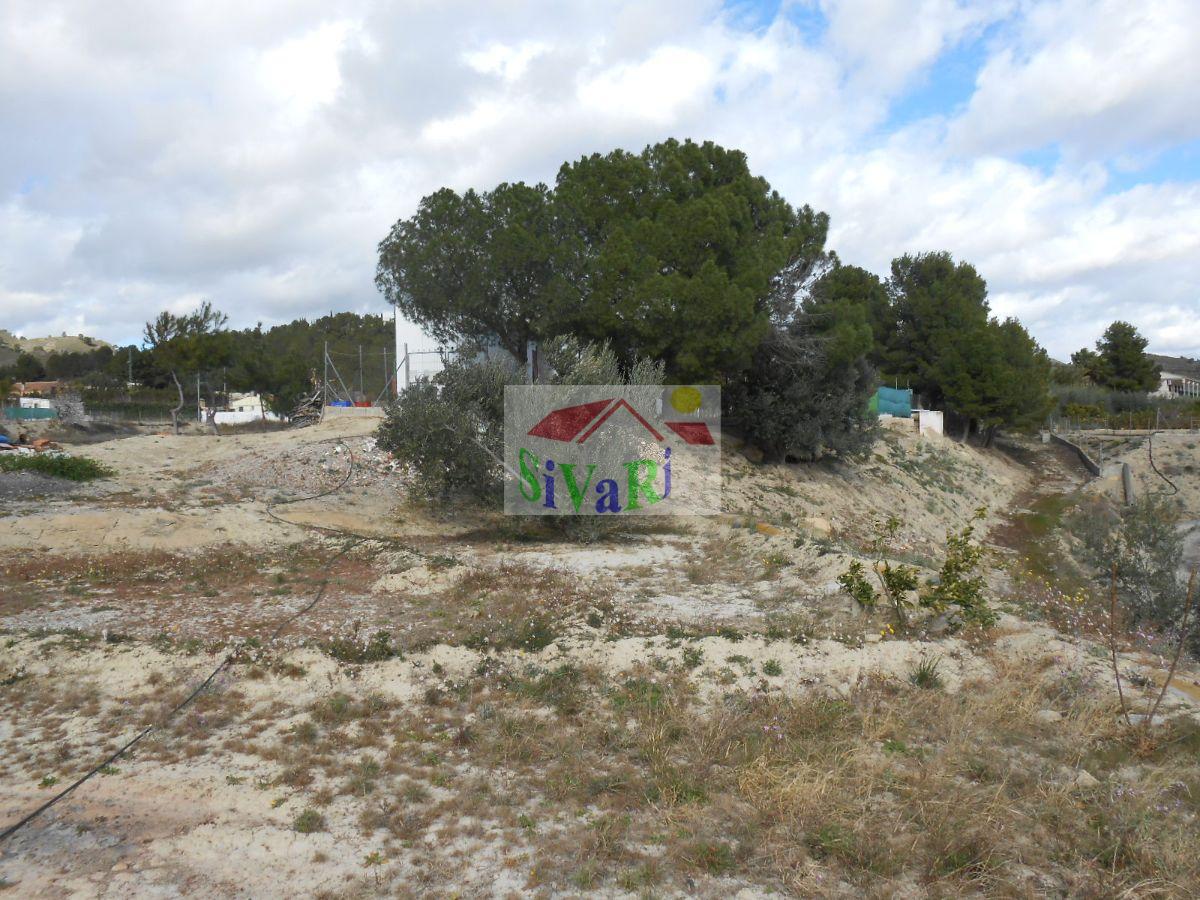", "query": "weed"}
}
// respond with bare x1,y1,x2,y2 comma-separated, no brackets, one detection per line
686,841,735,874
293,809,325,833
322,629,399,664
762,659,783,677
908,655,944,690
